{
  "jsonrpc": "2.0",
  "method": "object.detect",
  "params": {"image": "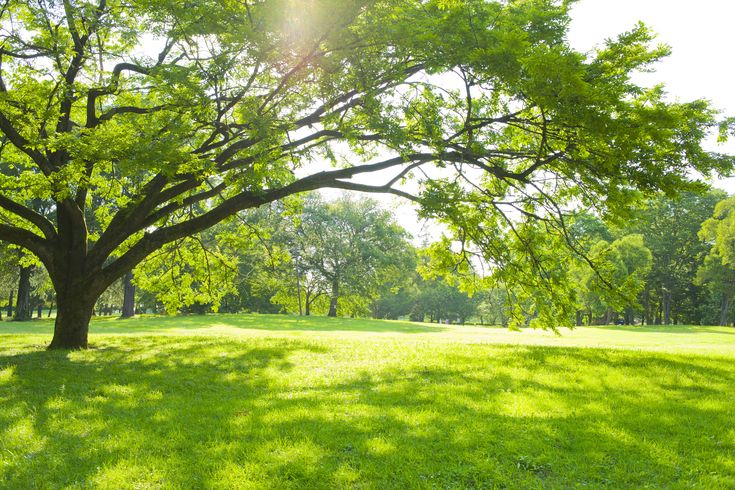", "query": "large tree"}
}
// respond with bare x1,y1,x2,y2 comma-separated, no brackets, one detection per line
0,0,732,348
